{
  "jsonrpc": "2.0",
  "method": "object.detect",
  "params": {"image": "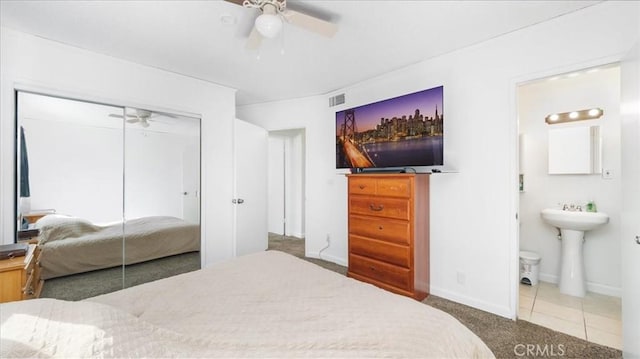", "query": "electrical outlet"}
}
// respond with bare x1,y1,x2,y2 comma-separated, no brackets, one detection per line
457,271,466,285
602,169,614,179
